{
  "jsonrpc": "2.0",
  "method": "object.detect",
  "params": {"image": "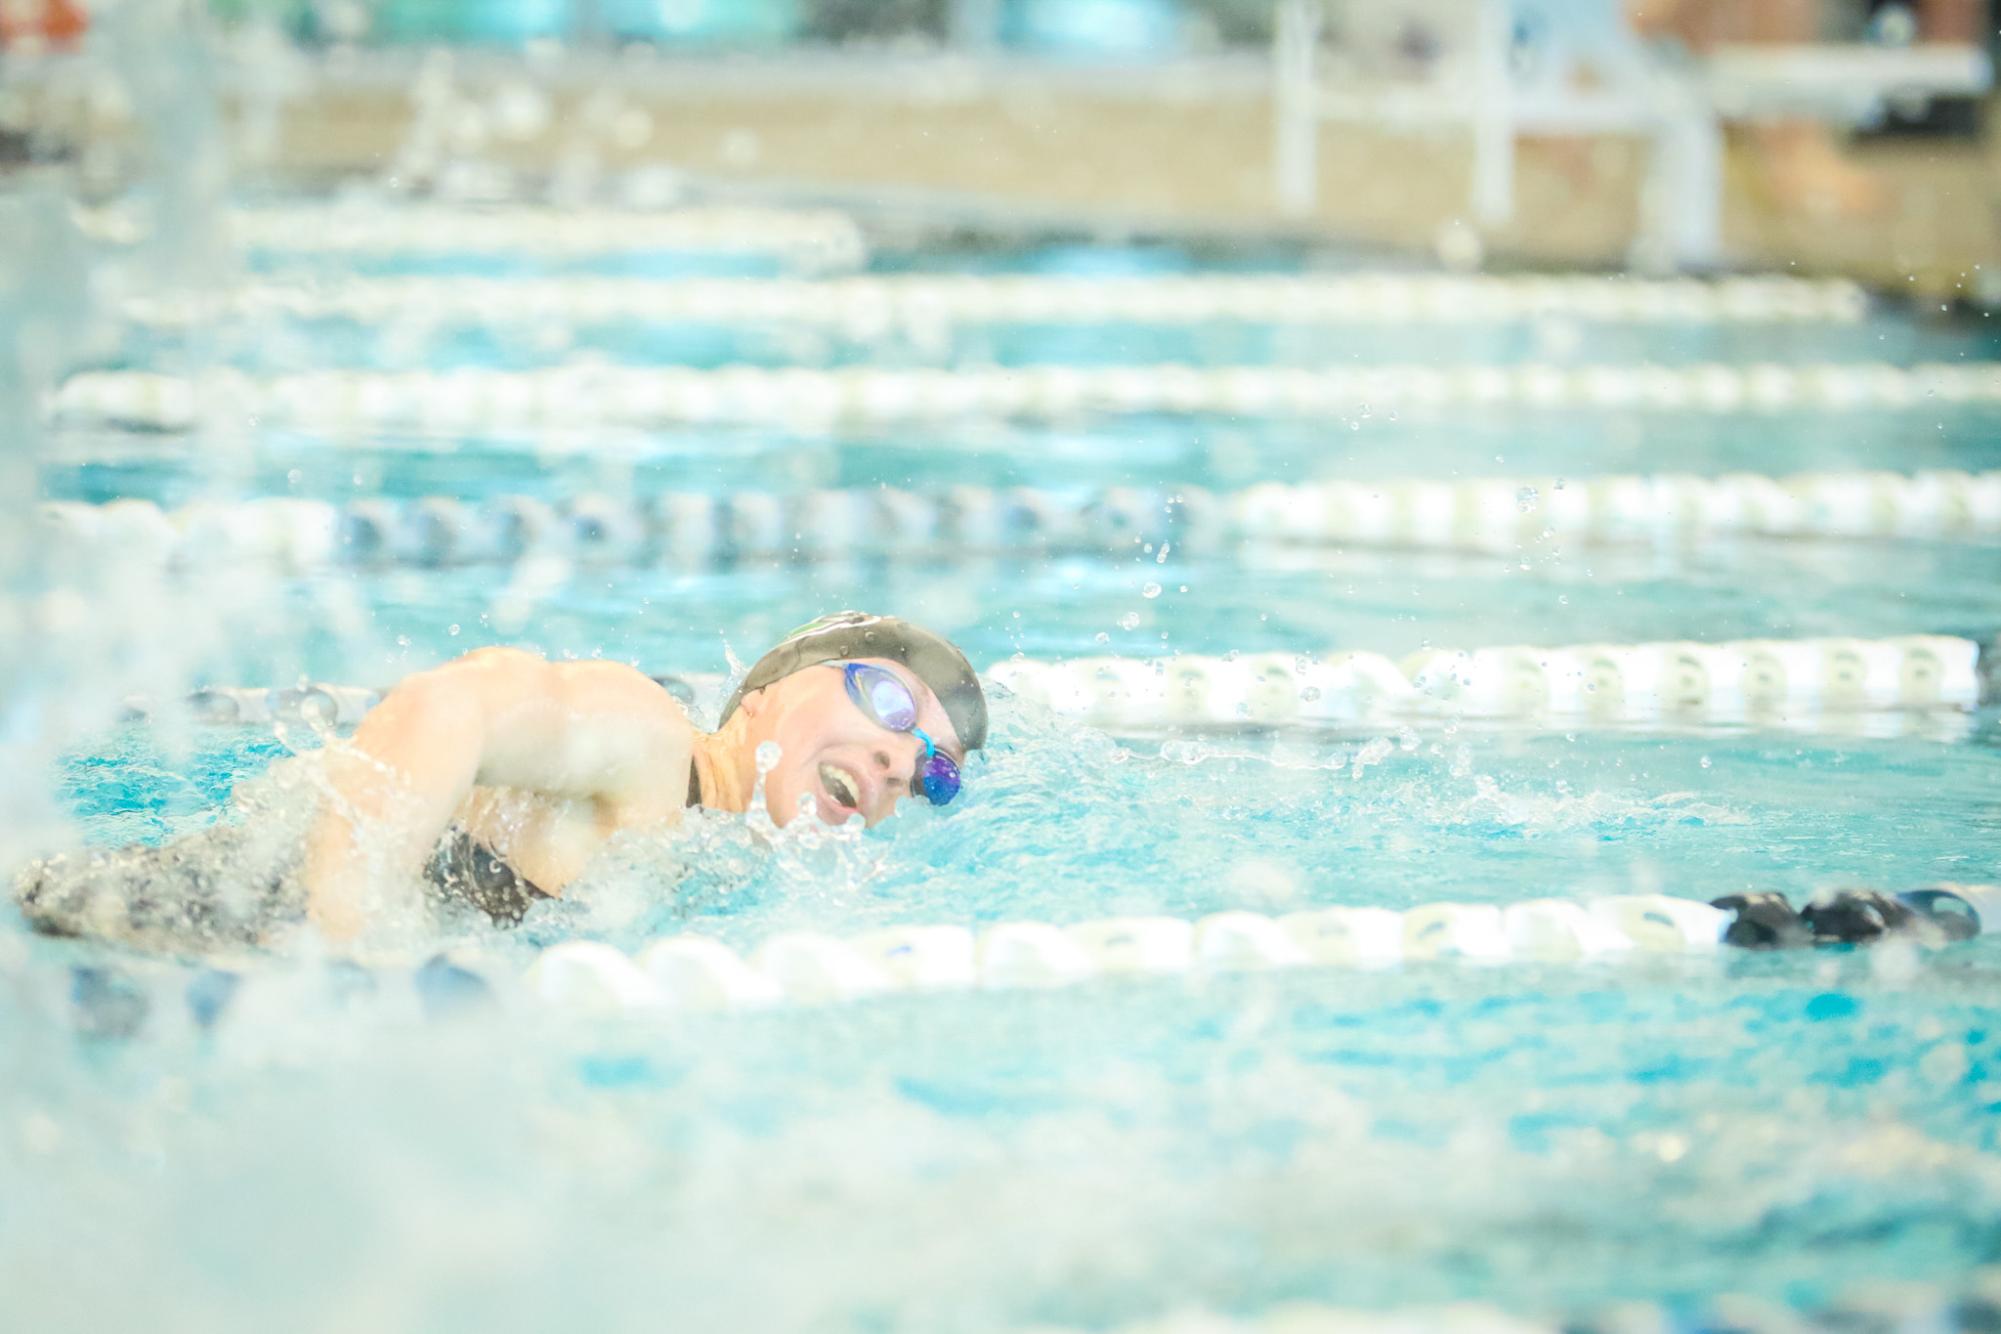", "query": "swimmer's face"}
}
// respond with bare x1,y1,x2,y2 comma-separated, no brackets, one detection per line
733,657,966,829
